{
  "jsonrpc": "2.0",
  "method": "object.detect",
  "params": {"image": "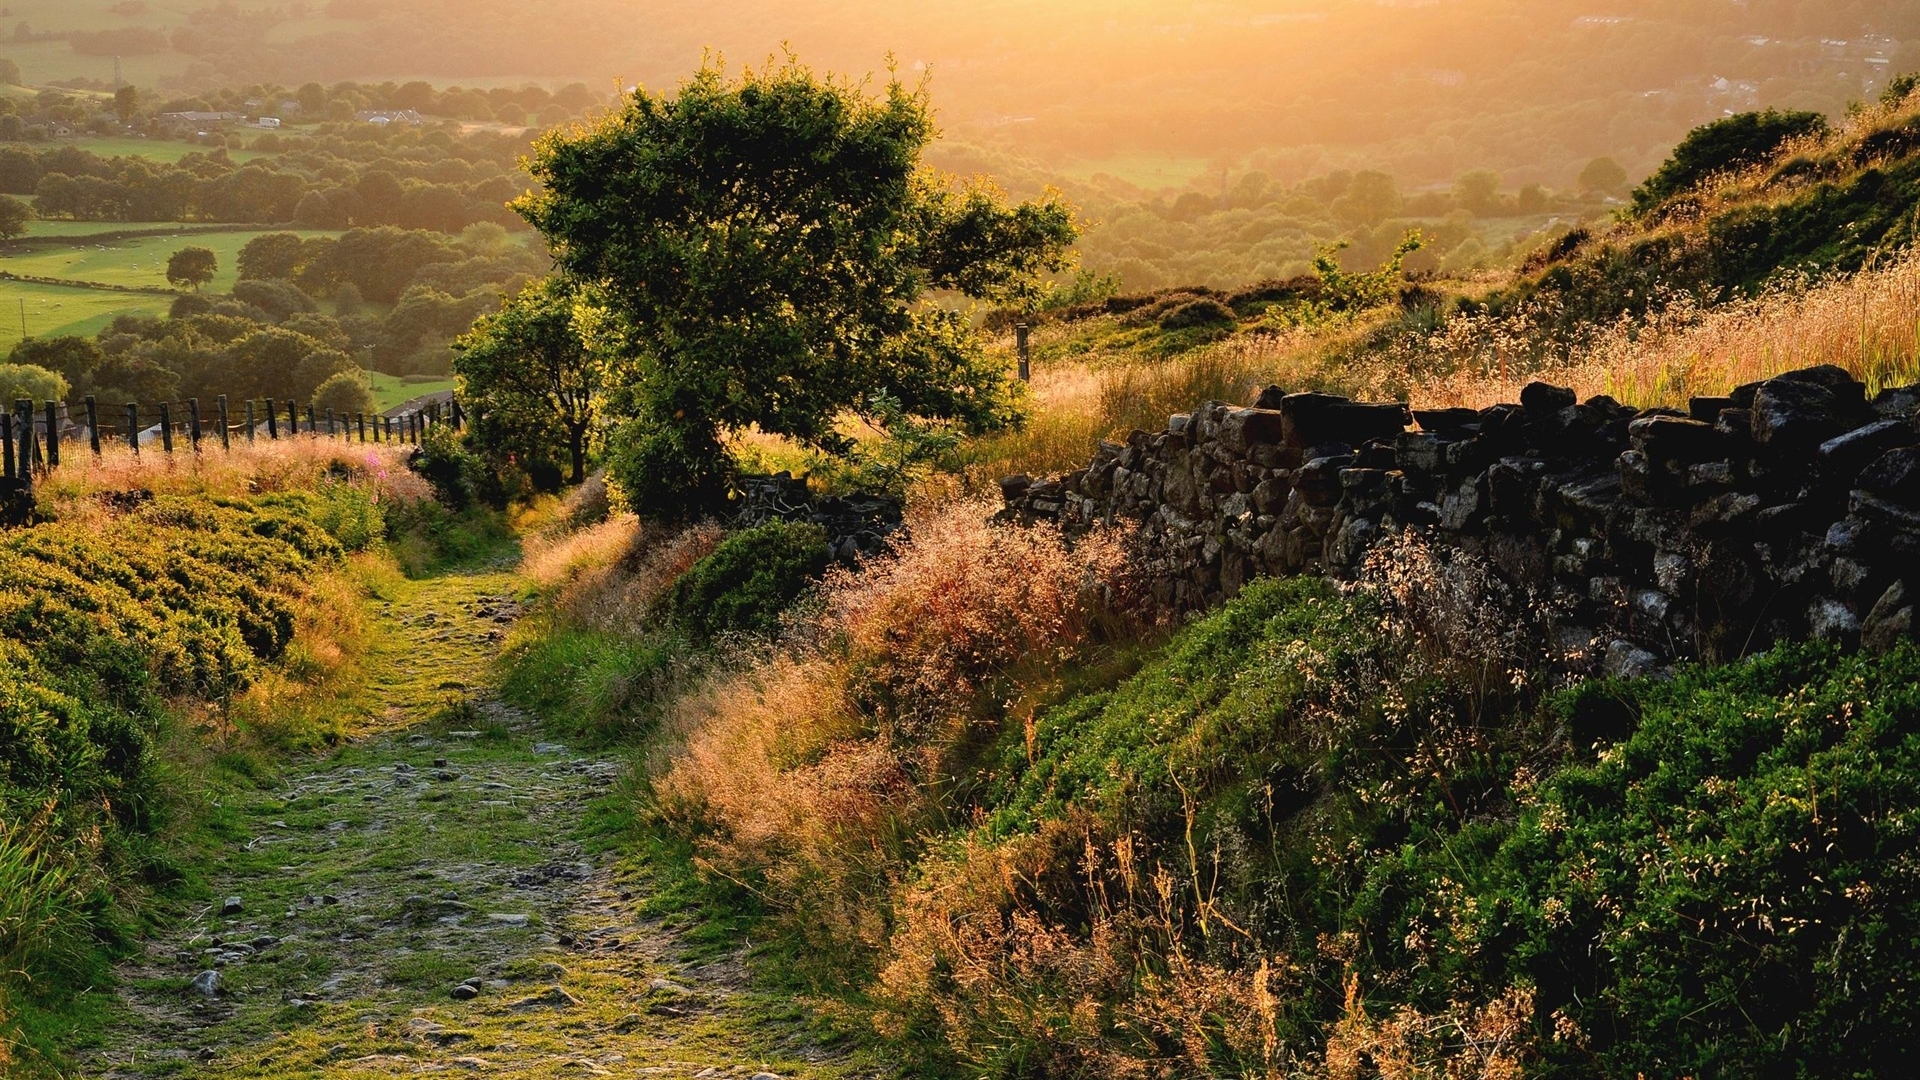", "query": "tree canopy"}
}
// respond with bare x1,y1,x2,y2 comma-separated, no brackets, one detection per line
166,246,219,290
0,363,68,405
0,194,30,241
514,58,1076,516
454,277,605,486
